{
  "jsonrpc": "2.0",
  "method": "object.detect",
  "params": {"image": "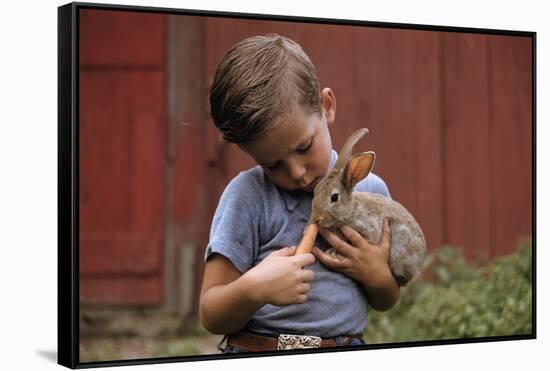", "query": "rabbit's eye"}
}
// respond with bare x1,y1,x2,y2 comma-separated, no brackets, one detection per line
331,193,339,203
